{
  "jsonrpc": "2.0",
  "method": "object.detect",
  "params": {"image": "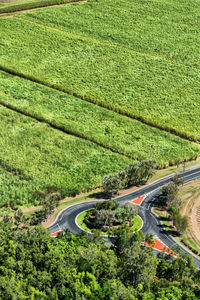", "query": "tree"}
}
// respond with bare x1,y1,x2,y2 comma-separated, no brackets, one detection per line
172,174,184,186
30,189,60,225
102,173,121,196
167,206,188,234
13,209,25,230
120,242,157,287
173,213,188,234
160,182,179,207
125,162,140,186
109,225,144,253
121,202,139,222
95,209,116,228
